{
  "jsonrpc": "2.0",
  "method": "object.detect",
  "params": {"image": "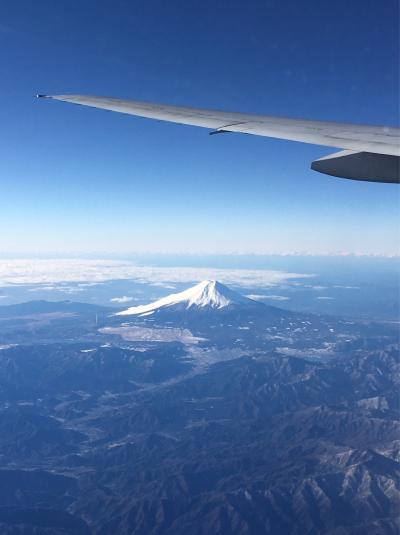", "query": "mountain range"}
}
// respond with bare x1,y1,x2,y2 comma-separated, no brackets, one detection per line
0,281,398,534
